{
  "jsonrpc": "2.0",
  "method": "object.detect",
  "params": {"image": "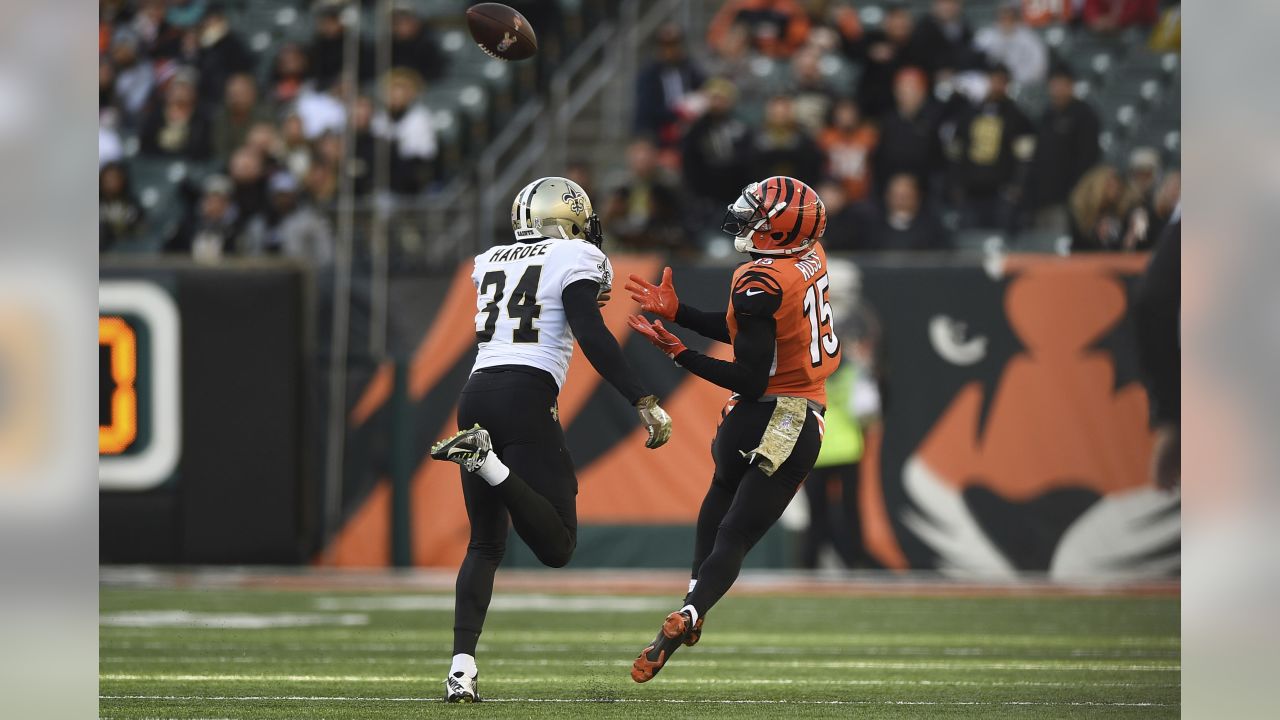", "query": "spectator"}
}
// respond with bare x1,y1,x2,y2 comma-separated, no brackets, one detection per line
1069,165,1138,251
1082,0,1159,33
167,173,240,261
818,98,879,204
787,47,838,135
872,67,944,198
681,78,754,220
1021,0,1074,27
1126,146,1162,206
953,64,1035,229
701,23,757,107
99,58,116,112
1146,169,1180,243
139,69,212,160
99,162,145,251
131,0,184,60
372,69,437,194
279,113,313,181
911,0,977,76
193,3,254,105
243,172,335,266
296,77,351,140
602,138,686,254
753,94,825,186
99,115,125,166
304,158,340,210
309,1,374,90
843,2,929,119
390,2,447,83
813,181,874,251
707,0,811,59
634,24,704,148
869,173,949,250
228,145,268,226
1121,151,1175,249
1025,66,1101,232
975,2,1048,91
244,122,286,174
211,74,272,163
270,42,311,107
108,27,155,123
